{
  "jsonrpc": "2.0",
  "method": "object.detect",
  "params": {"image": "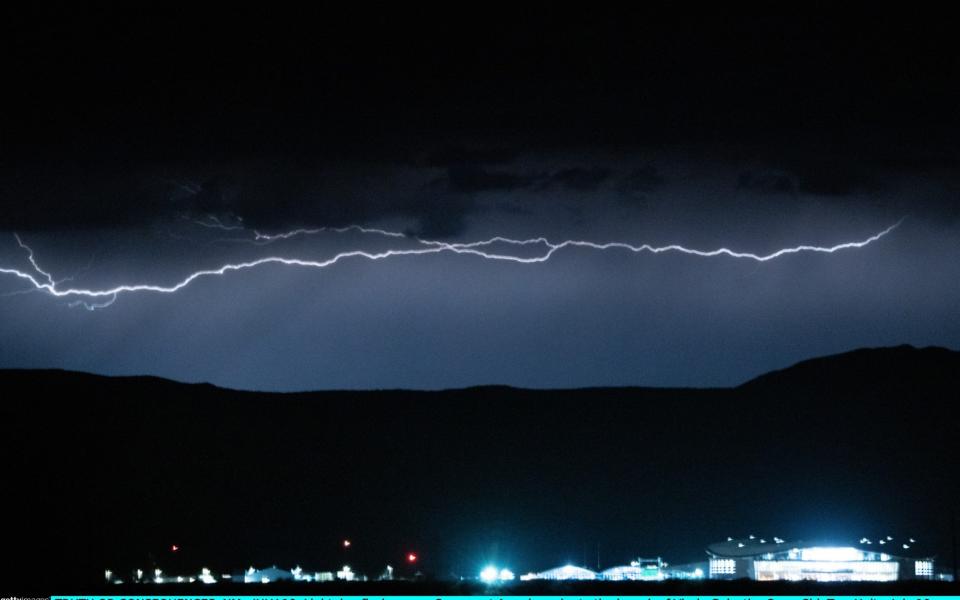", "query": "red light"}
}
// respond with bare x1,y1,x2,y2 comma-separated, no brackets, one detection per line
407,552,417,563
